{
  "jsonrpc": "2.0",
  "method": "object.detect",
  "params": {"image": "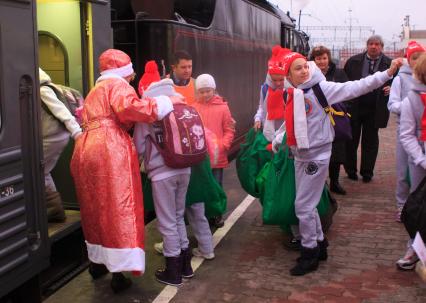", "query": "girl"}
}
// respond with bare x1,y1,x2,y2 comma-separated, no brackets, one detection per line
193,74,235,227
272,50,401,276
388,41,425,222
254,45,287,142
398,52,426,270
